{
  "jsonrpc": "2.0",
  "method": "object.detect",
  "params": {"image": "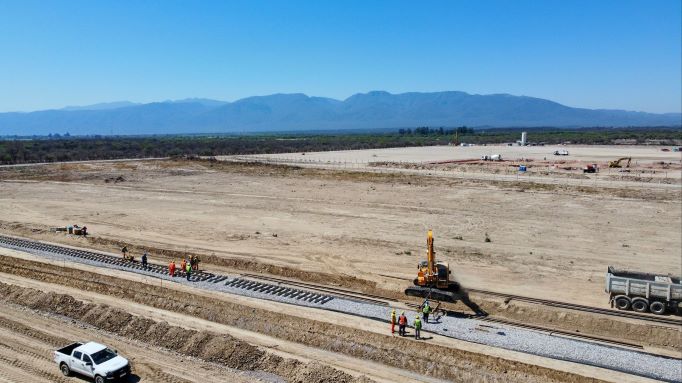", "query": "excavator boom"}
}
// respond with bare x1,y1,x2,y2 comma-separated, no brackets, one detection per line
427,230,435,274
